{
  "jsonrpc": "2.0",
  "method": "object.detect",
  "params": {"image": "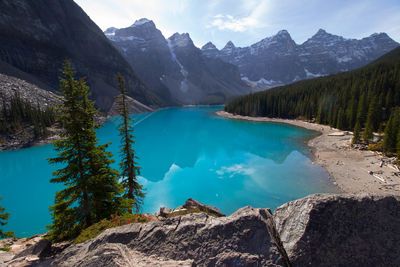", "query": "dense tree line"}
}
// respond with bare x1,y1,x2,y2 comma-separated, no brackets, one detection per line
0,93,55,138
225,47,400,157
